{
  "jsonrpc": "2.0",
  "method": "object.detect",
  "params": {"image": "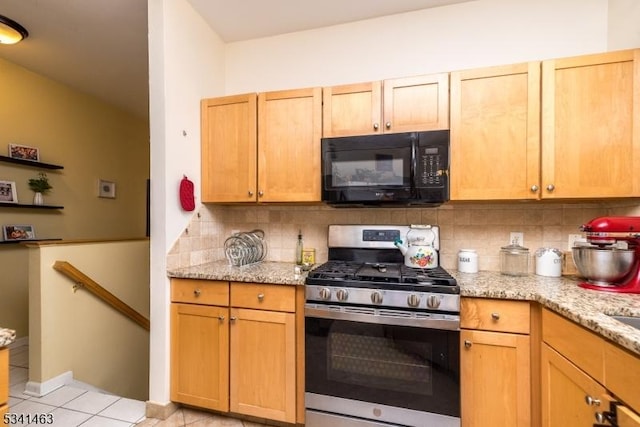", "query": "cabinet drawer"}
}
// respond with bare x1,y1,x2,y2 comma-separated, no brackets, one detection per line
171,279,229,306
231,283,296,312
605,341,640,412
542,309,604,384
461,298,530,334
